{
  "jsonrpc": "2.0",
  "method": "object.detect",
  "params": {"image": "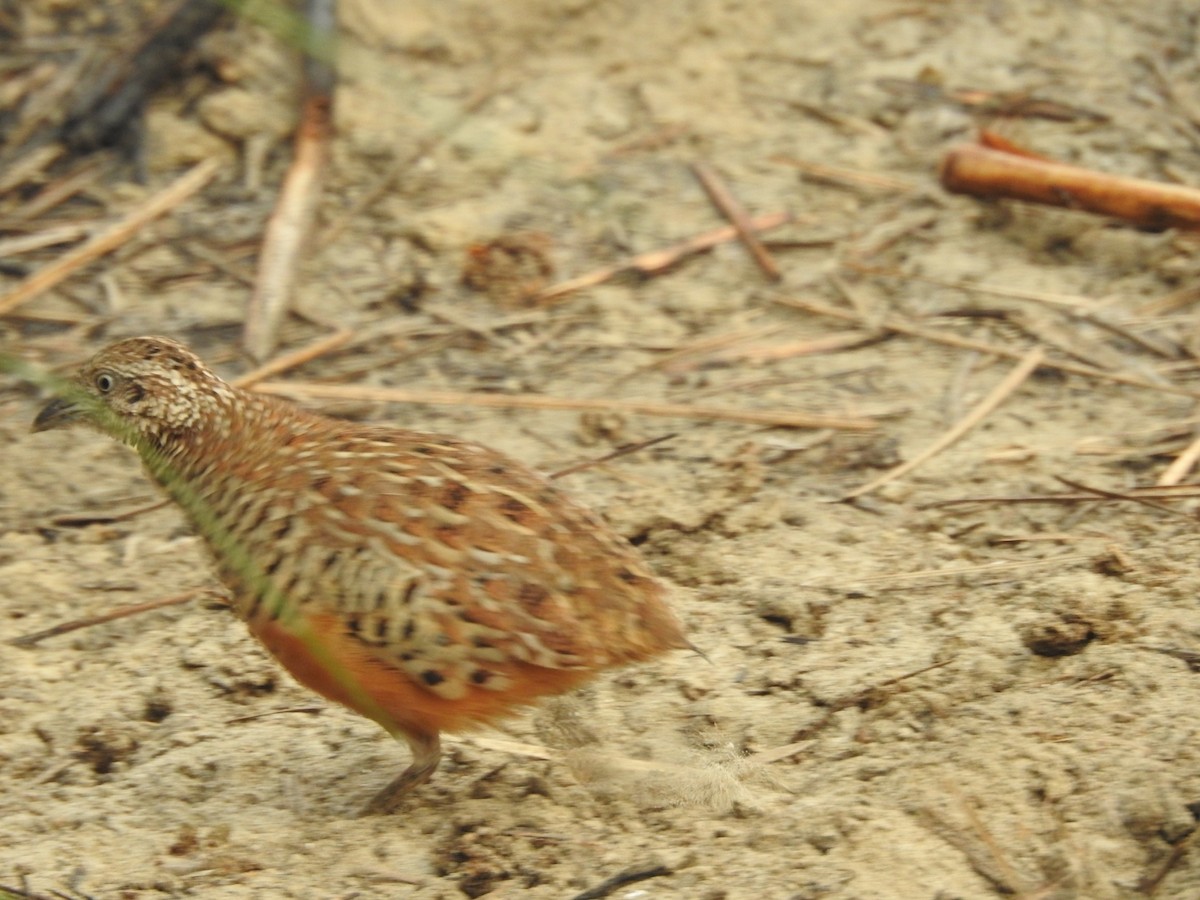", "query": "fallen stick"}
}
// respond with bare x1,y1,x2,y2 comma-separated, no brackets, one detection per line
0,145,62,195
844,261,1092,309
532,210,792,304
847,261,1180,360
51,499,170,527
0,224,92,258
924,486,1200,509
547,433,677,480
770,155,917,192
1053,475,1195,520
703,331,878,366
572,865,672,900
636,323,786,377
244,0,336,361
244,138,323,347
939,143,1200,230
842,347,1044,500
9,589,206,647
233,327,352,389
876,79,1109,123
838,554,1096,584
1158,433,1200,486
0,158,221,316
1138,830,1195,896
252,380,878,431
690,161,782,280
775,294,1200,399
226,705,326,724
8,159,107,224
